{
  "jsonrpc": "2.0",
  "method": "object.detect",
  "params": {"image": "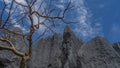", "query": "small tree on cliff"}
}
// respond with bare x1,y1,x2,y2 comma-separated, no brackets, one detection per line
0,0,73,68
